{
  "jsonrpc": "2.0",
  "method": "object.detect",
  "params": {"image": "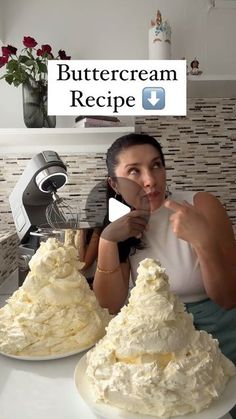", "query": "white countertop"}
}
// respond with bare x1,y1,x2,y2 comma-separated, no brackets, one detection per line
0,351,97,419
0,351,232,419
